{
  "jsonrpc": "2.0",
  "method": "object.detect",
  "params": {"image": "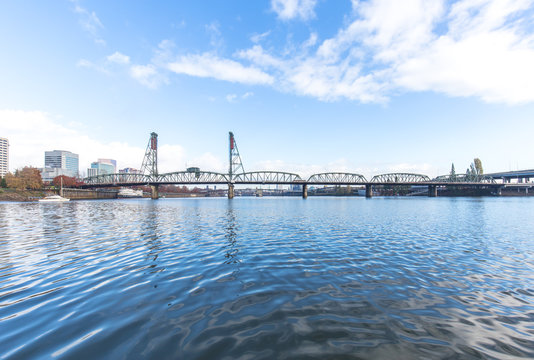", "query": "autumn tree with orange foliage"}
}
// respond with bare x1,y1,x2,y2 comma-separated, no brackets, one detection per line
5,167,43,190
52,176,78,187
